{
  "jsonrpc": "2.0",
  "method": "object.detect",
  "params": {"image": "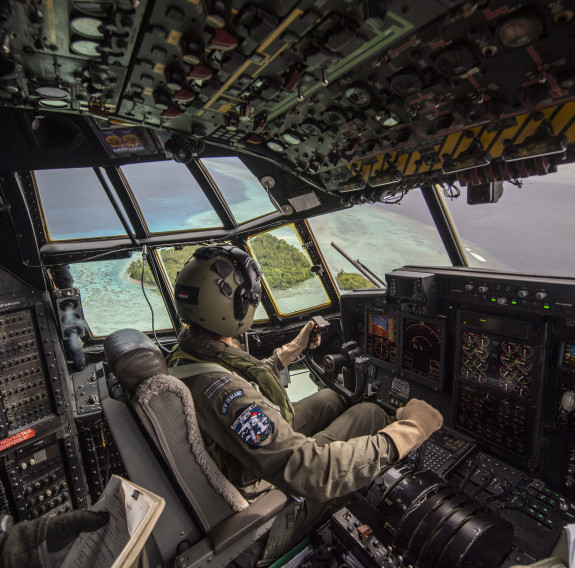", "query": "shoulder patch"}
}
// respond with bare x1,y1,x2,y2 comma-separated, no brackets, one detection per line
221,390,243,414
231,403,274,448
204,376,231,399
